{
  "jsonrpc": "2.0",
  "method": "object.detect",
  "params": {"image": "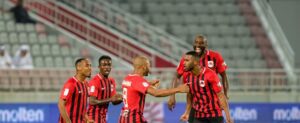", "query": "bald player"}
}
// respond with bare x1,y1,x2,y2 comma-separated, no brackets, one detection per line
58,58,94,123
119,56,189,123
